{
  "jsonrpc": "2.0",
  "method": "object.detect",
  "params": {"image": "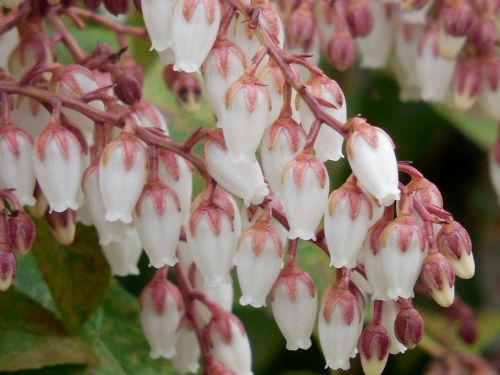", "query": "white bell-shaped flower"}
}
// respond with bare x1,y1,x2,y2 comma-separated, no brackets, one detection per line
0,26,19,71
205,135,269,206
136,182,183,268
142,0,174,52
270,262,317,350
260,116,306,197
324,177,374,268
218,74,271,162
380,301,407,355
206,310,253,375
0,124,36,206
158,150,192,223
140,268,184,359
172,320,200,374
133,101,169,134
33,119,82,213
82,165,127,246
170,0,222,72
101,226,142,276
297,75,347,162
10,96,51,140
356,0,396,69
235,214,284,308
318,283,363,370
99,131,147,224
202,38,247,117
346,117,400,207
186,187,240,287
8,32,53,80
240,199,288,245
281,151,329,240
